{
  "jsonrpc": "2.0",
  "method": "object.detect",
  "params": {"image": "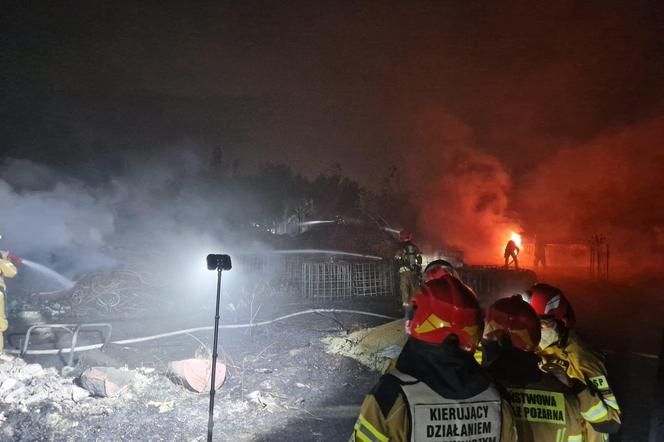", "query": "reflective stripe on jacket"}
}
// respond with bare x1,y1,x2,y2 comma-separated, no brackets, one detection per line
504,384,584,442
538,332,621,439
